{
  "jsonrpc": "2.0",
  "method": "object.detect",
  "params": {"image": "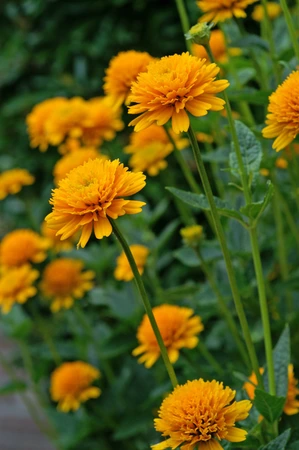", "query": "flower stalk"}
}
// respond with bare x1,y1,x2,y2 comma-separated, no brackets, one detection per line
280,0,299,62
110,218,178,388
